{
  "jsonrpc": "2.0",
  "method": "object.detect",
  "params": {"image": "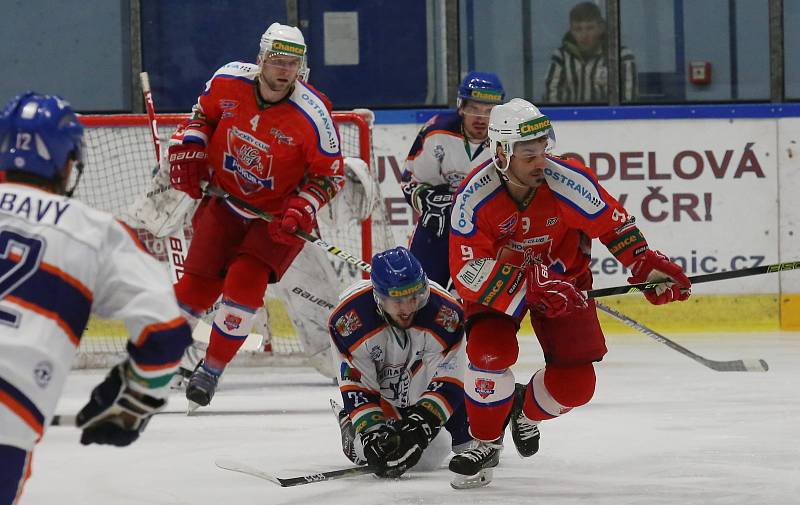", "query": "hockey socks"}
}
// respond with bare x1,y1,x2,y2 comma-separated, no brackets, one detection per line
205,298,258,368
463,365,515,442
